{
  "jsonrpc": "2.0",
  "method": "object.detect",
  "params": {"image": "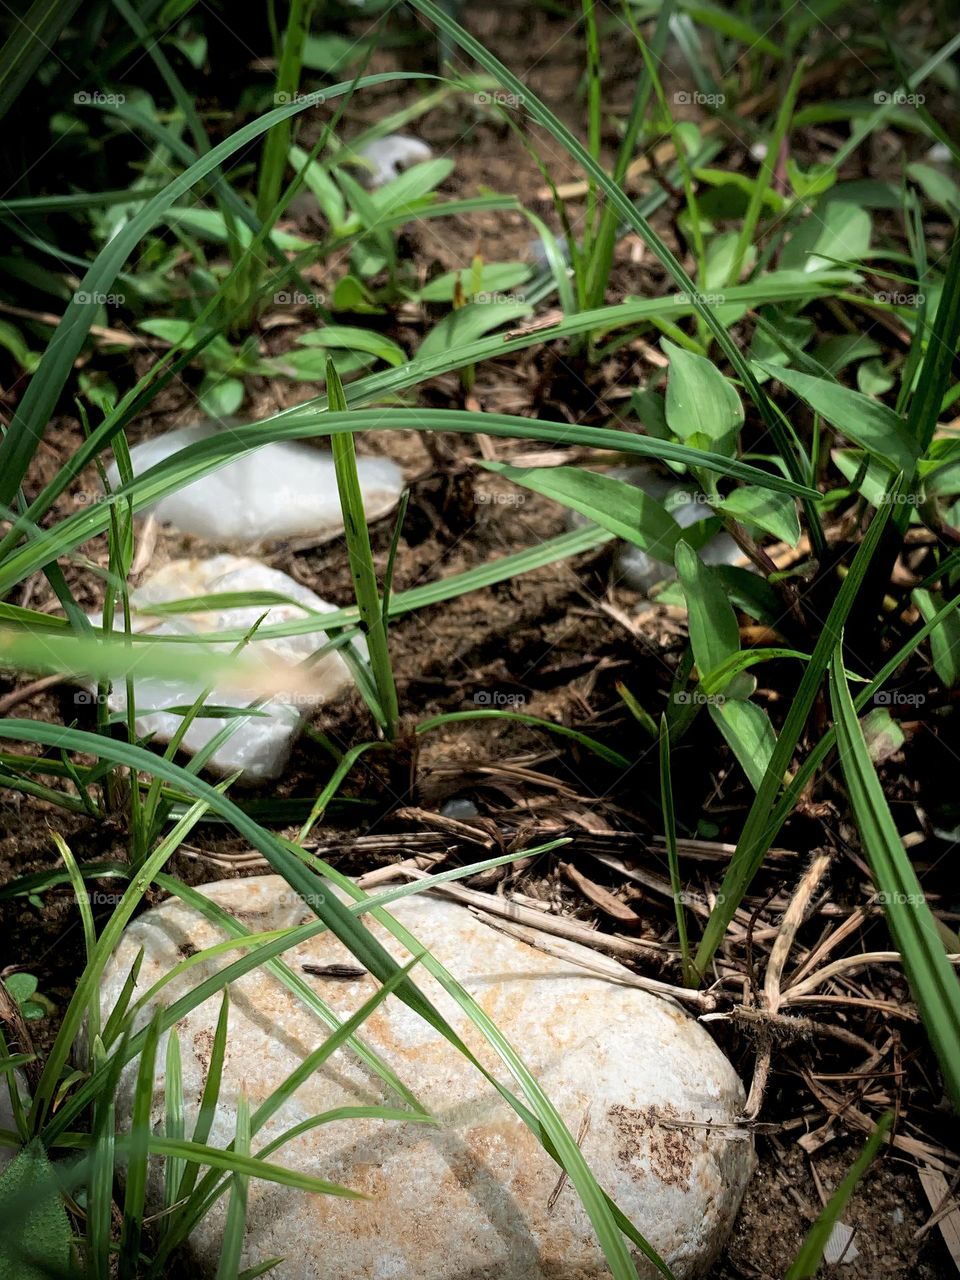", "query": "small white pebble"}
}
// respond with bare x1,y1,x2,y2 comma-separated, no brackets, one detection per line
355,135,433,188
440,798,480,820
823,1221,860,1265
